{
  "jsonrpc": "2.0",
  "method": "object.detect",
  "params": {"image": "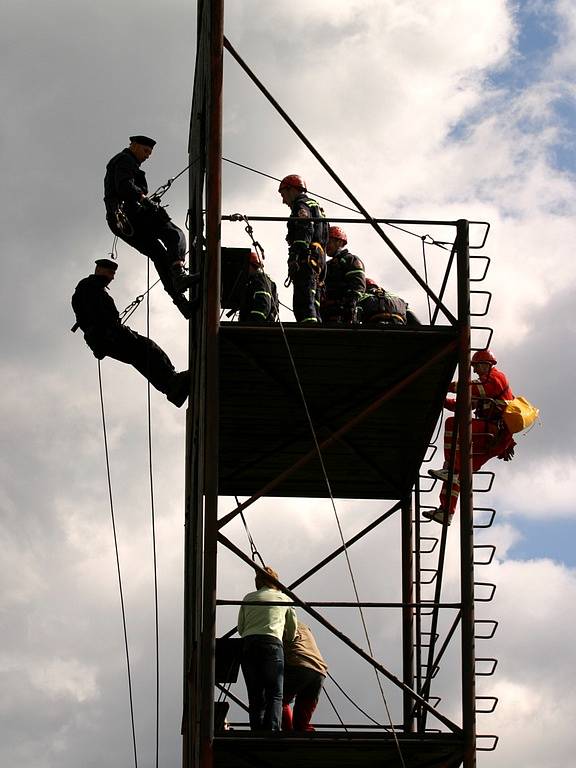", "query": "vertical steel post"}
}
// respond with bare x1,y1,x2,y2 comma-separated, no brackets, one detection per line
456,219,476,768
182,2,209,764
401,495,415,732
198,1,224,767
